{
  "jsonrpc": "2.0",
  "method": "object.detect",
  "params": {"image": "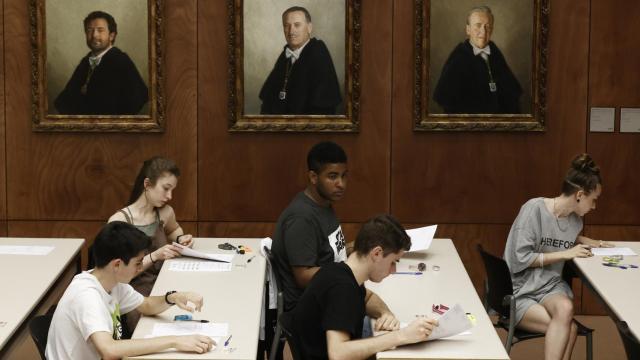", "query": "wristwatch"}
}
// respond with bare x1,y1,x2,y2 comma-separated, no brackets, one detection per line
165,290,177,305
